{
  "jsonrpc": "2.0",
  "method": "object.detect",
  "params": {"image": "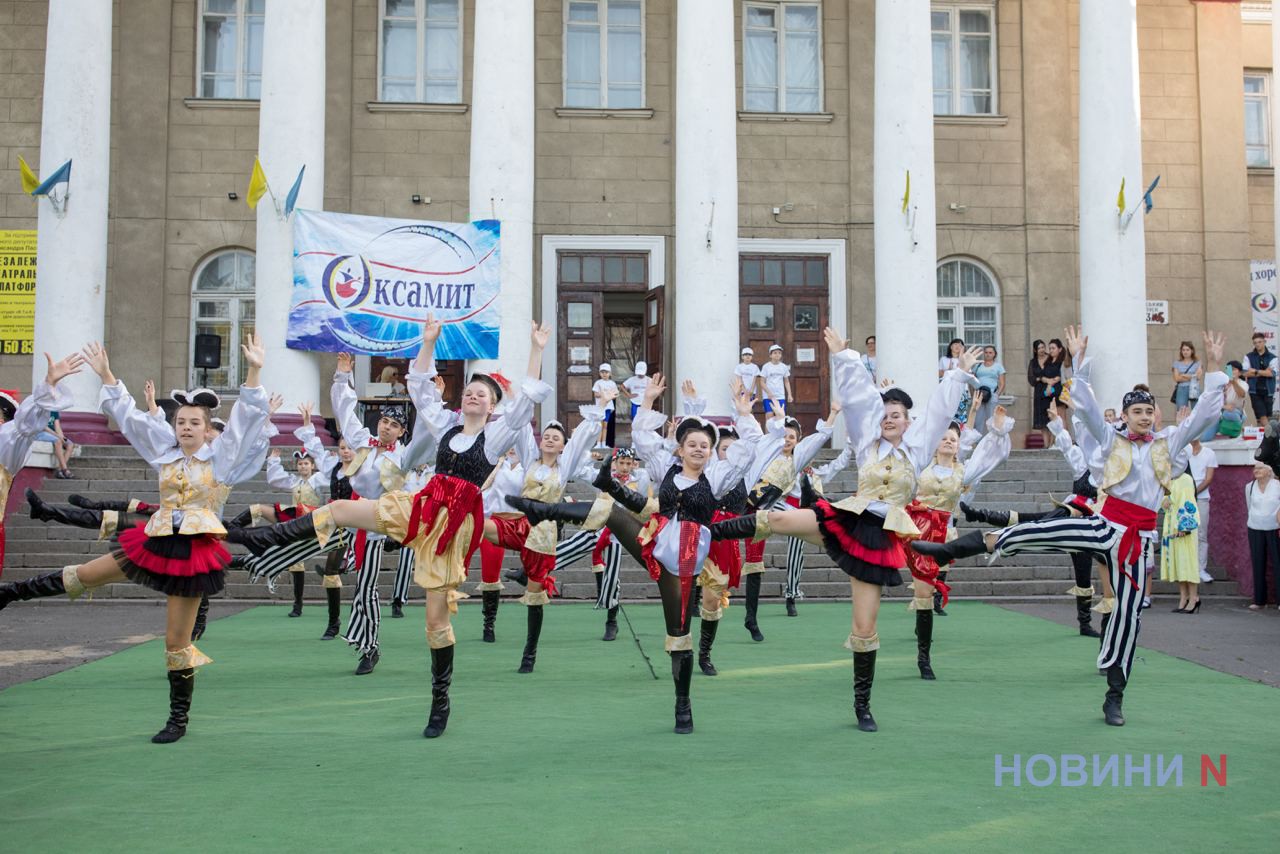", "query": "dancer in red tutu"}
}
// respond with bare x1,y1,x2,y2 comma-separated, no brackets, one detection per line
0,336,271,744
